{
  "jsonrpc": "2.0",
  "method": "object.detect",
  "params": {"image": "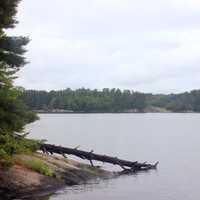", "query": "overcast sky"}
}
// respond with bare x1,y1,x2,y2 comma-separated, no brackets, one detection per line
12,0,200,93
